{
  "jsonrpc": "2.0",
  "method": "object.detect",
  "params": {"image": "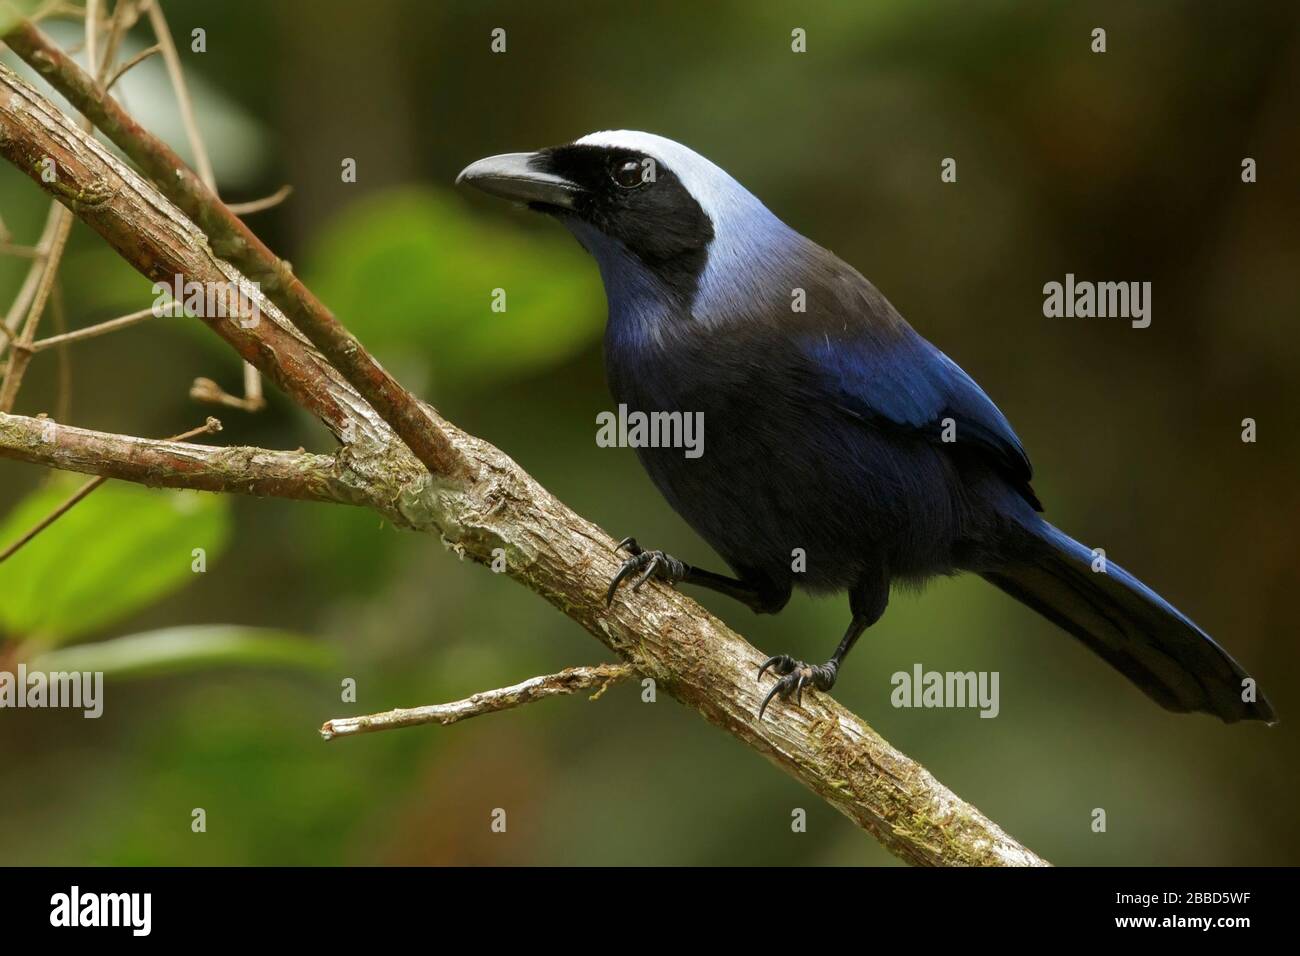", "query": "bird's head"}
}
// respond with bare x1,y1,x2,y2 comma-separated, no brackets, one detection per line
457,131,800,320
